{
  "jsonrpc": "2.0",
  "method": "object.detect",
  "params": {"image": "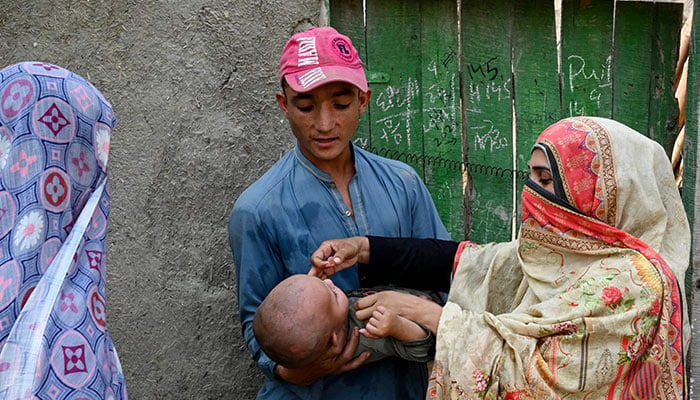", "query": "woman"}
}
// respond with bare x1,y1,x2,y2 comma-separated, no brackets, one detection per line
311,117,689,399
0,62,127,398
